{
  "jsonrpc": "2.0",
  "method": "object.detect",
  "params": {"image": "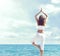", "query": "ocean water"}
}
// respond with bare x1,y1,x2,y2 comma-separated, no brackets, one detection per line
0,44,60,56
